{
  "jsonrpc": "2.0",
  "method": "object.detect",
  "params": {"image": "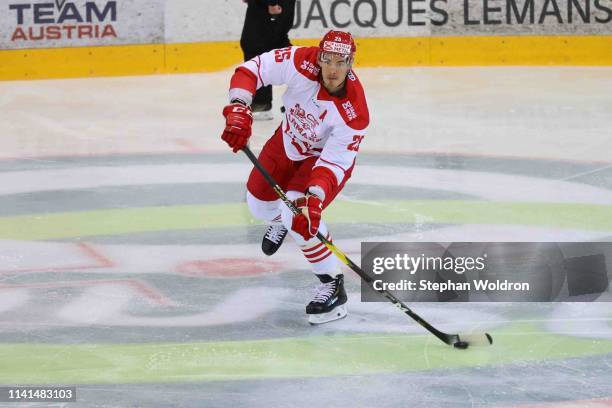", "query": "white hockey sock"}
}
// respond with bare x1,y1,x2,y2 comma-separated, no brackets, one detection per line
277,190,340,275
246,191,282,224
299,232,340,276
